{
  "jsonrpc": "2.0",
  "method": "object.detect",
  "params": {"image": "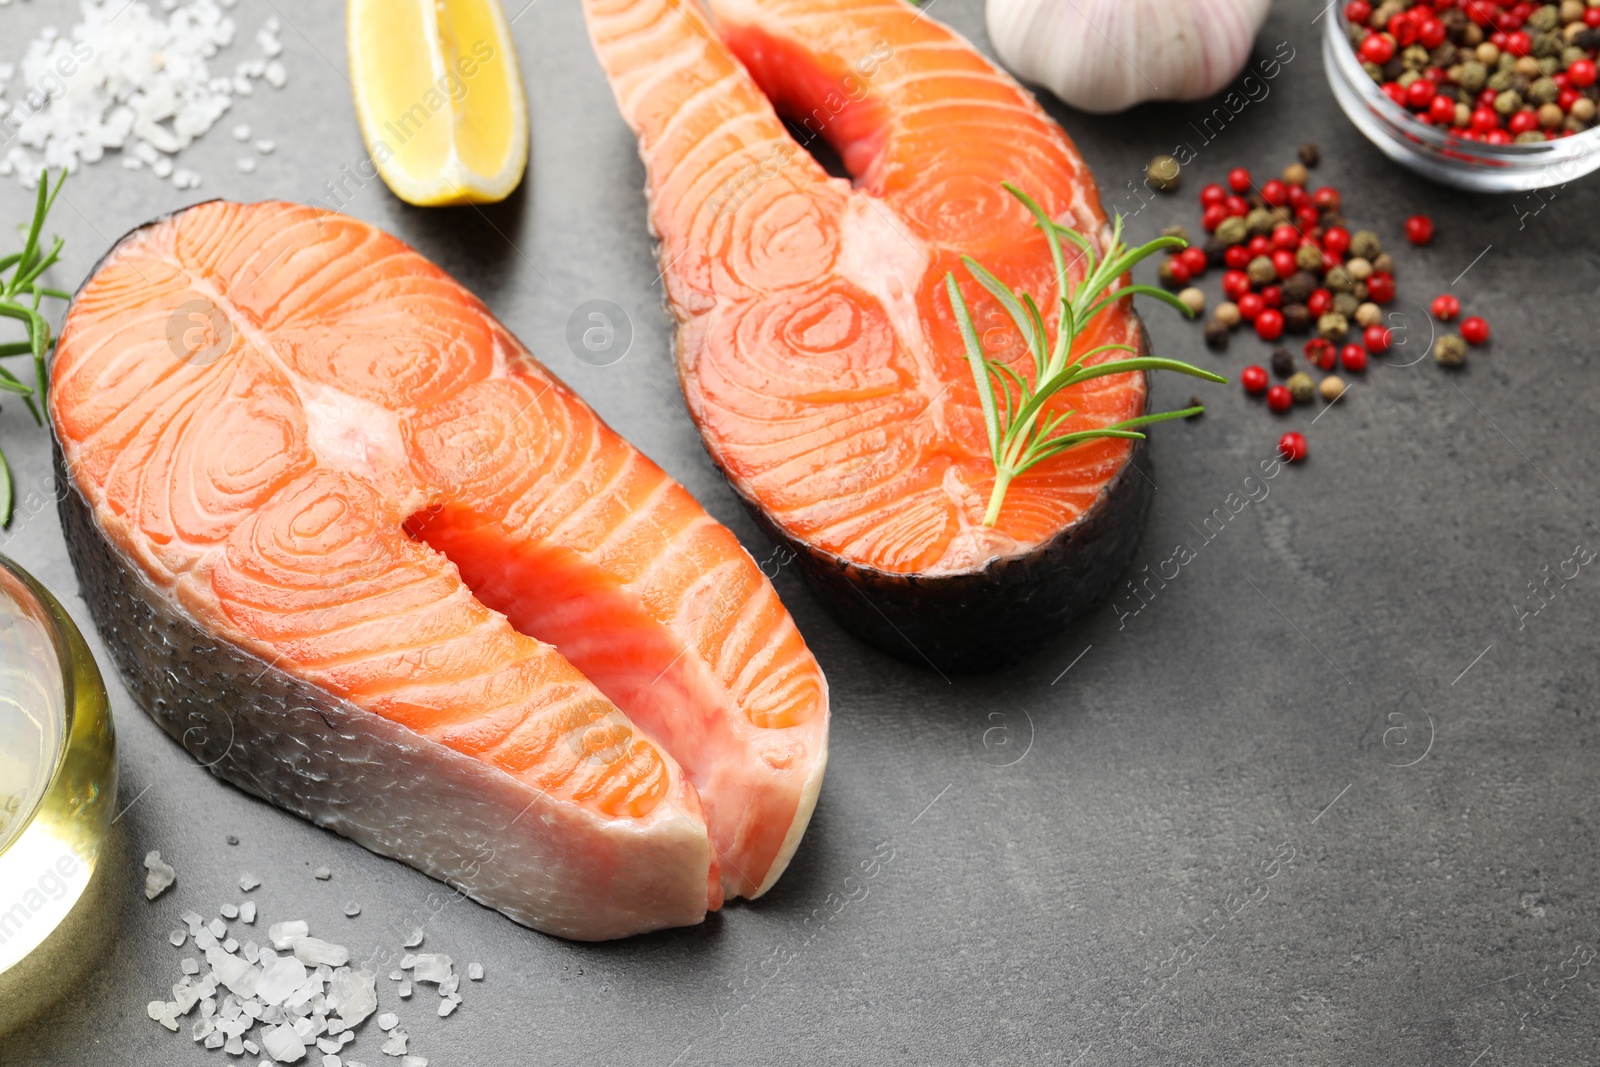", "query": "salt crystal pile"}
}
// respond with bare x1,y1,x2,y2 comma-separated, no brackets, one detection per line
0,0,288,189
148,875,481,1065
